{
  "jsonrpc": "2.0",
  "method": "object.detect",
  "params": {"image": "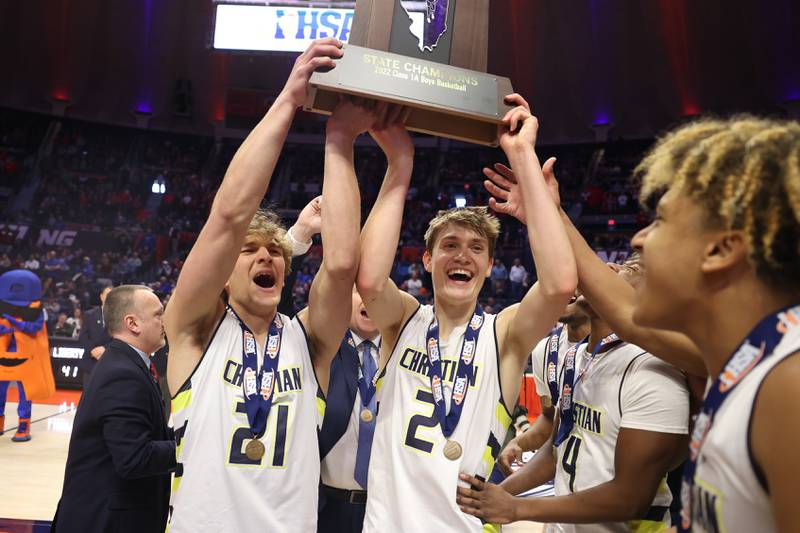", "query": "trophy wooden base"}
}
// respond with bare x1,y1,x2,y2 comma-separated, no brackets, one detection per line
304,44,514,147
